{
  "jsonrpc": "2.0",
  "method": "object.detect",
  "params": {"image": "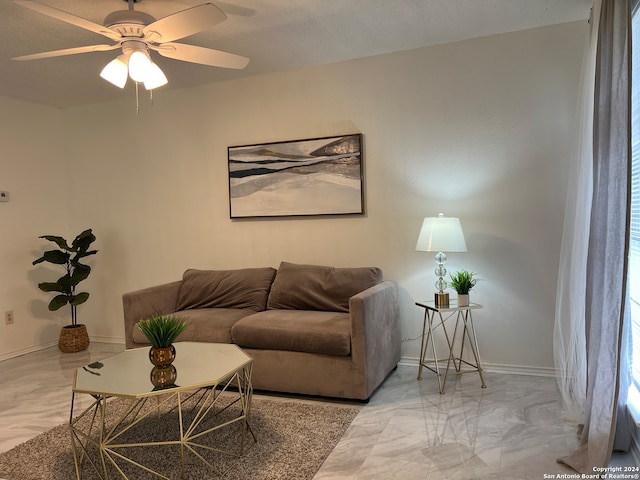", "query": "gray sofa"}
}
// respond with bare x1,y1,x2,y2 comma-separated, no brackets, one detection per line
122,261,401,400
